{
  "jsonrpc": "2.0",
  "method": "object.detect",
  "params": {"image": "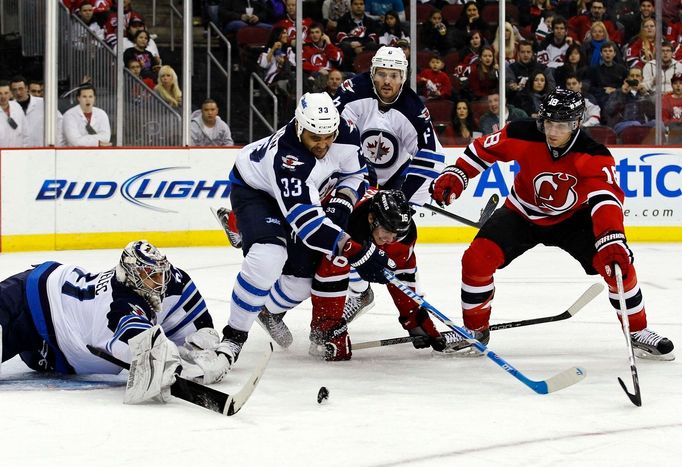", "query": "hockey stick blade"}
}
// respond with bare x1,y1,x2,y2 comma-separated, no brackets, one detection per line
383,269,586,394
87,343,273,415
354,283,604,351
423,194,499,228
